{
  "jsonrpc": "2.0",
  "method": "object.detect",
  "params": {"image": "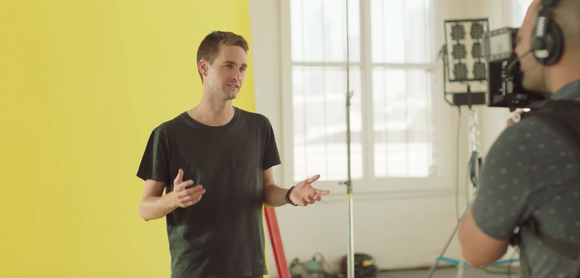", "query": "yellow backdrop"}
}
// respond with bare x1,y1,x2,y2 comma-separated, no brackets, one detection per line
0,0,268,277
